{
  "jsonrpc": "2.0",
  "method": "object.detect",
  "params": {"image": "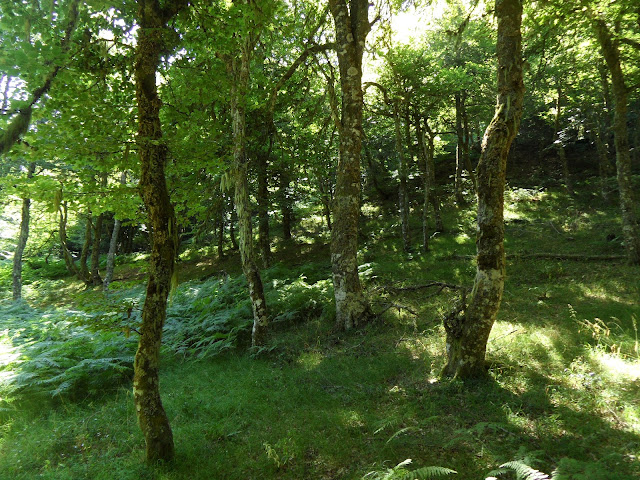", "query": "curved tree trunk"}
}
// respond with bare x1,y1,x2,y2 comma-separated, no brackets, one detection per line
443,0,524,380
591,14,640,264
132,0,188,462
12,162,36,301
328,0,373,330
